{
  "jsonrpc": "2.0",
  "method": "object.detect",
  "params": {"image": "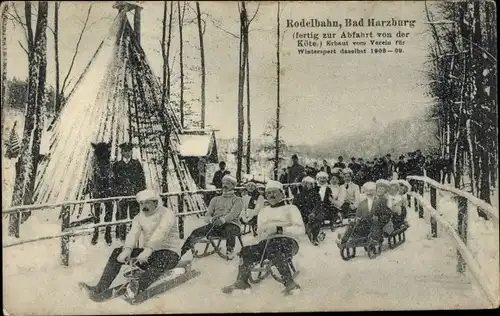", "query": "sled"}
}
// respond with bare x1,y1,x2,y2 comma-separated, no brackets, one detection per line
124,261,201,305
249,239,300,285
80,261,200,304
385,223,409,249
192,234,244,261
